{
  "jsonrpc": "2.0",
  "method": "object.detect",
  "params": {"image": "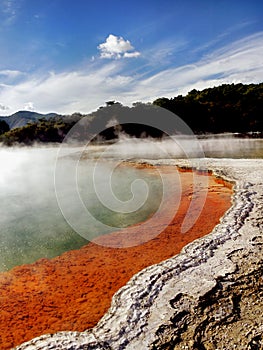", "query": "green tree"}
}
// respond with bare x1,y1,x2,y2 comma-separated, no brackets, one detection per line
0,120,10,135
